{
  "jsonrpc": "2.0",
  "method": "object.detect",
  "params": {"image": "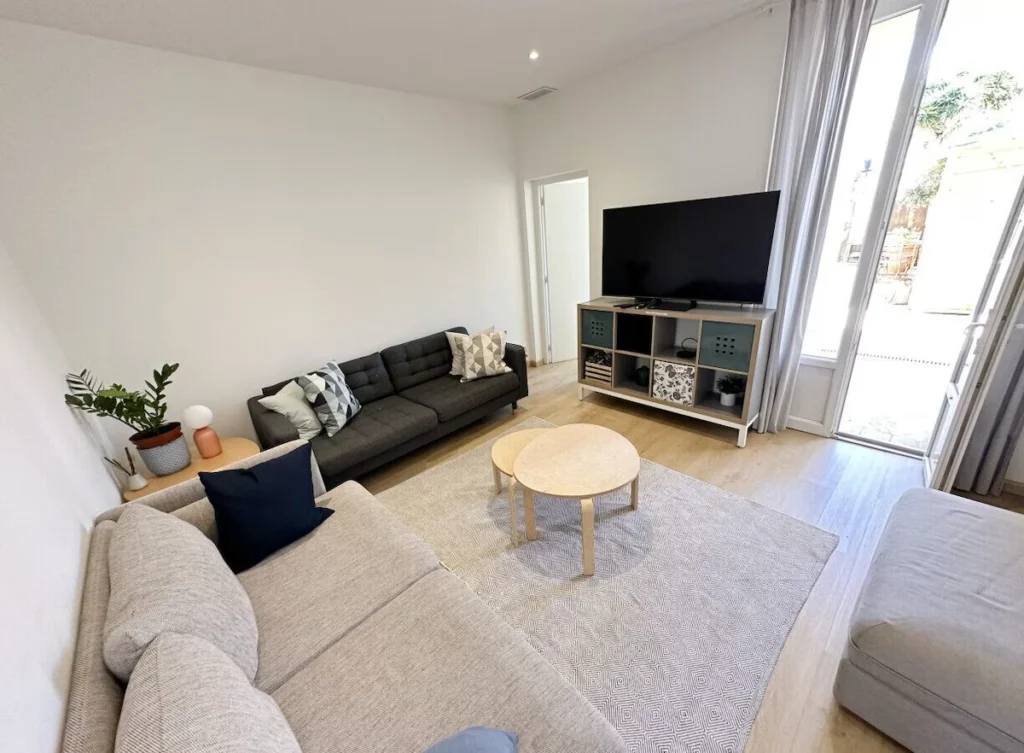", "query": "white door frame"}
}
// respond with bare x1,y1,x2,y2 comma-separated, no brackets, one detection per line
527,170,589,365
822,0,950,437
925,177,1024,488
